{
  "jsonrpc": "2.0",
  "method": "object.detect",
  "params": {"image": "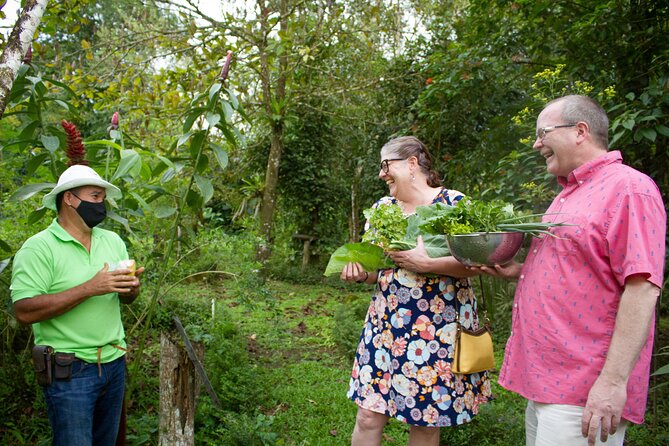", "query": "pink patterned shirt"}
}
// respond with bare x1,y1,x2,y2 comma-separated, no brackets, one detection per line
498,151,666,424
